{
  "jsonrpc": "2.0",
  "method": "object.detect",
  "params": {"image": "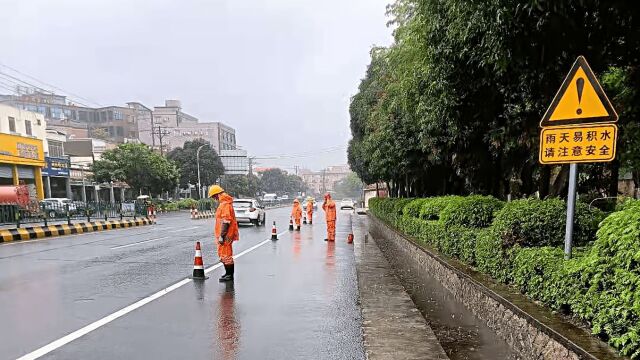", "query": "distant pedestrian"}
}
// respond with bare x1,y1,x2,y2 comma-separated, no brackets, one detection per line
209,185,239,282
291,199,302,231
306,197,314,225
322,193,336,241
